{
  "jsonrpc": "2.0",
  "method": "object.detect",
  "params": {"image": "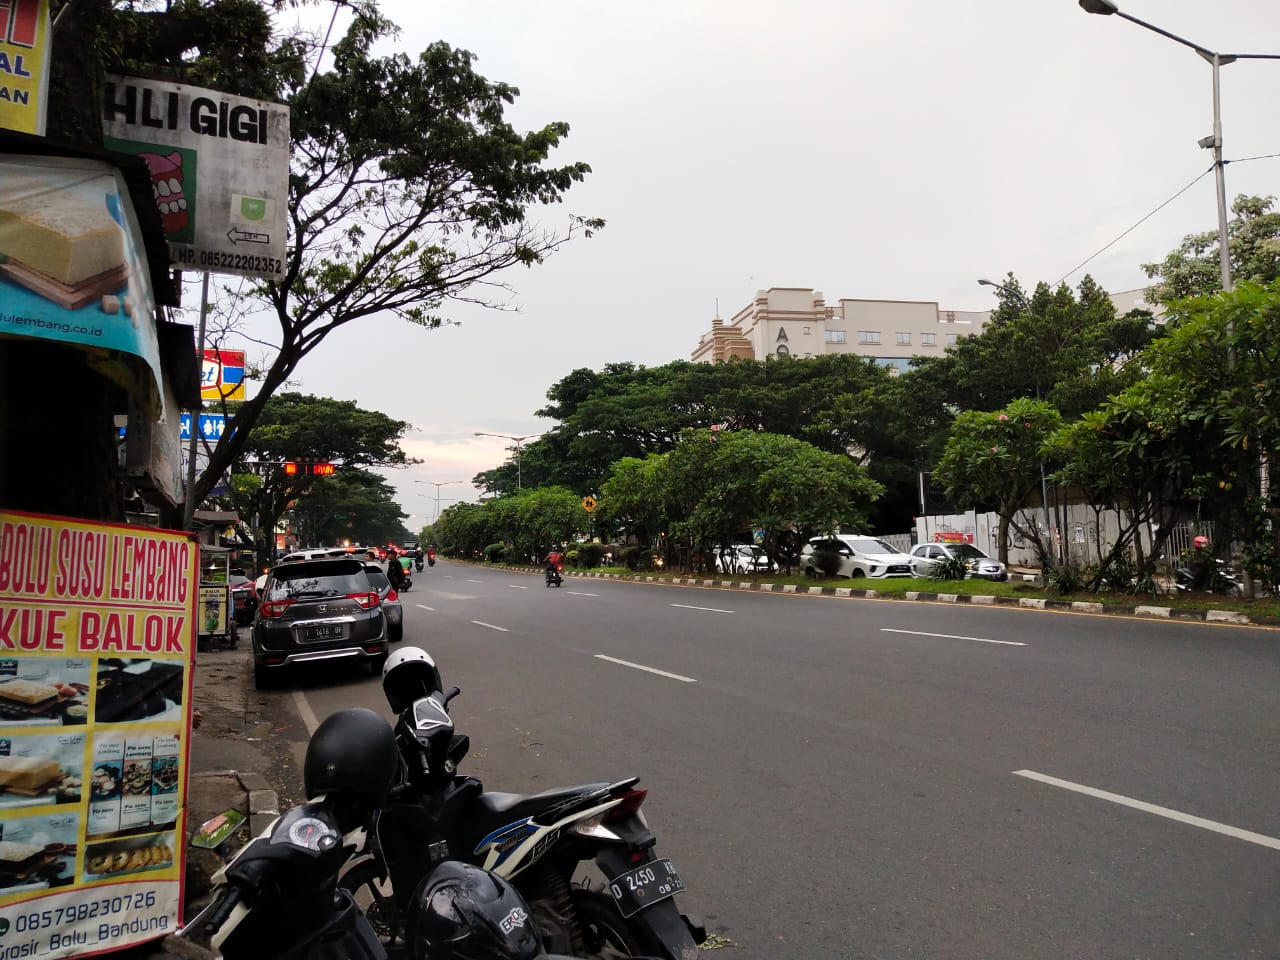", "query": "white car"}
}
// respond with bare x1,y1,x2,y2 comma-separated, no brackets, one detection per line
713,544,767,575
909,542,1008,581
799,535,913,579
